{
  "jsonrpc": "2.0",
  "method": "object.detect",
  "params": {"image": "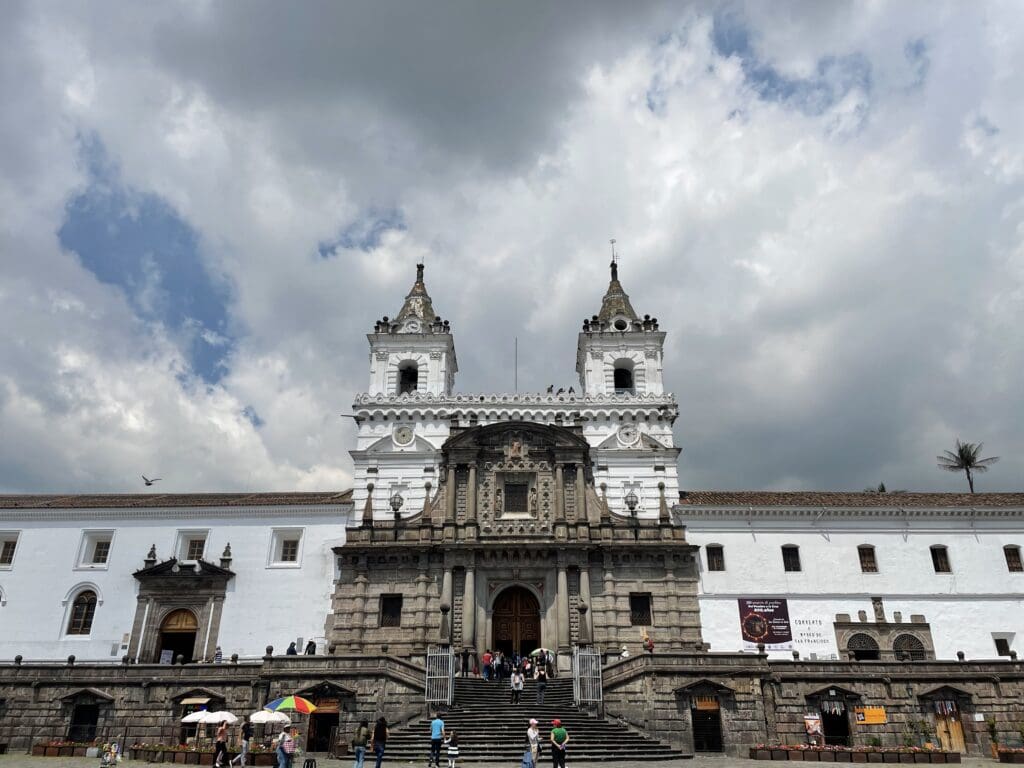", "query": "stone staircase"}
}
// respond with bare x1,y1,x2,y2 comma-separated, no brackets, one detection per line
380,675,686,763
